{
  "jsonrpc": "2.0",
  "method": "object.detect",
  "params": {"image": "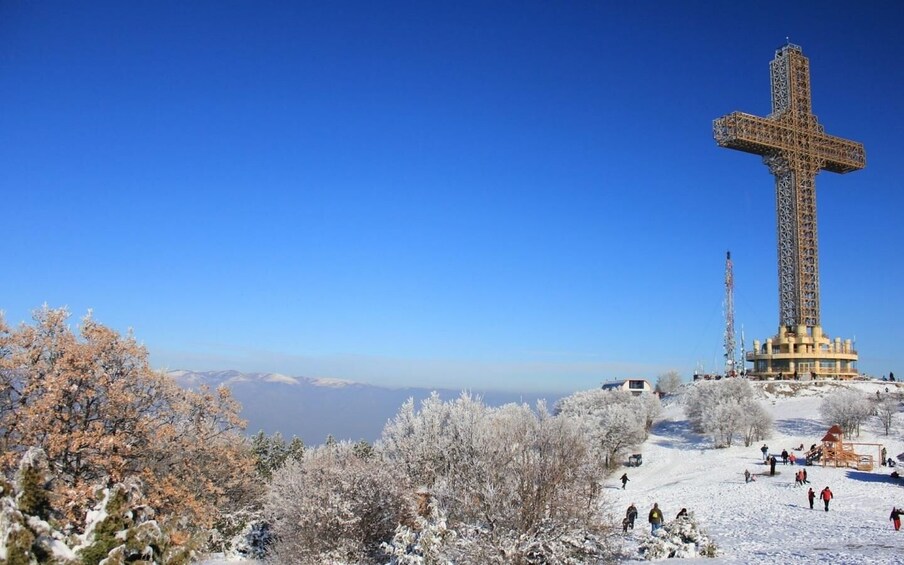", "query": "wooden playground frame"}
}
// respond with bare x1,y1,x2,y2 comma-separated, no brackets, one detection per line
811,424,883,471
